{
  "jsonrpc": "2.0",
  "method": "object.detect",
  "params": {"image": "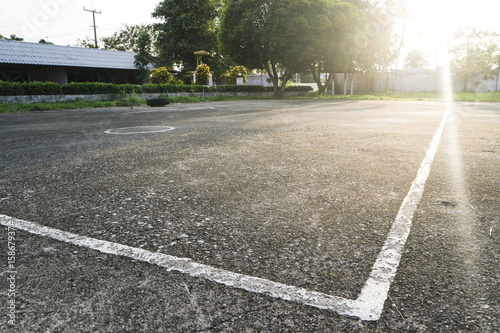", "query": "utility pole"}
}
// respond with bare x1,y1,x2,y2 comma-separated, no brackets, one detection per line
496,55,500,92
83,7,101,48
